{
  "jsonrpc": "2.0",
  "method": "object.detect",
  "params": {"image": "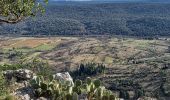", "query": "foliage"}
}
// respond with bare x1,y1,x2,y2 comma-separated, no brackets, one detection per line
108,79,145,99
0,64,23,71
71,63,105,78
3,95,16,100
7,48,24,61
160,66,170,96
1,3,170,36
0,57,52,78
34,44,55,51
0,72,8,97
25,58,52,77
0,57,53,99
0,0,48,24
30,76,117,100
119,90,129,100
